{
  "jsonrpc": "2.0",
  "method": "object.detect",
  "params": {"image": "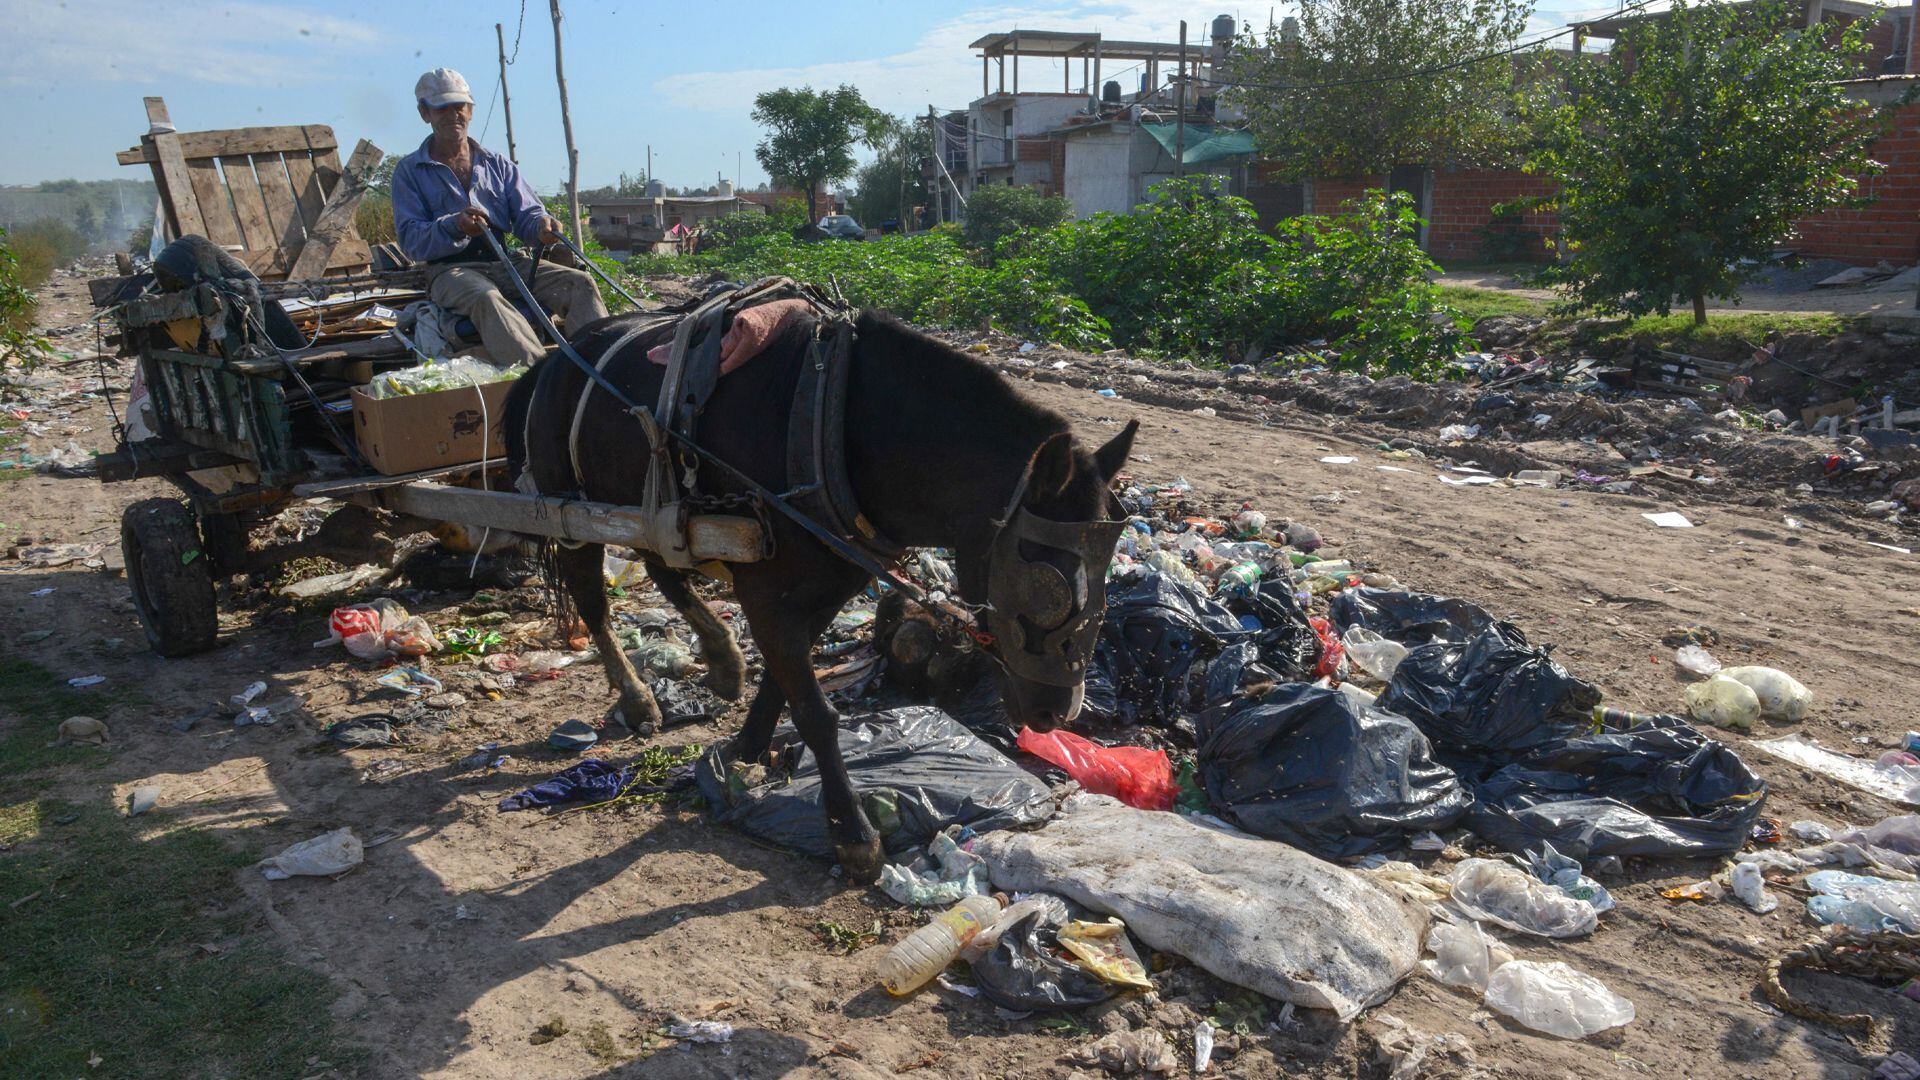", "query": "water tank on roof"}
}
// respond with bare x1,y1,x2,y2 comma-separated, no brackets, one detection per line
1102,80,1122,104
1212,14,1236,45
1281,16,1300,44
645,179,665,198
719,179,735,198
